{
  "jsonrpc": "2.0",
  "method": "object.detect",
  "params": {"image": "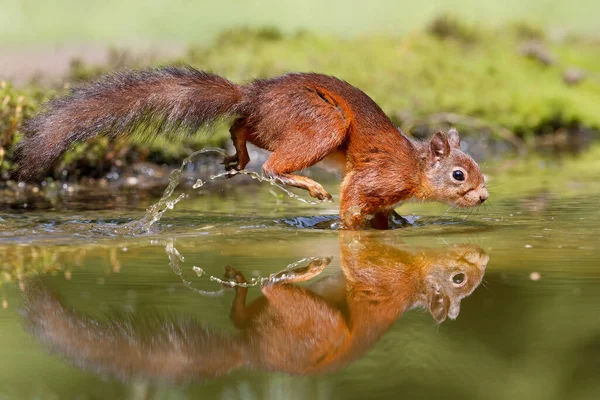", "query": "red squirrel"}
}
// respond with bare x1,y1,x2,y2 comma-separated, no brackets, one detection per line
21,233,488,382
17,67,488,229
